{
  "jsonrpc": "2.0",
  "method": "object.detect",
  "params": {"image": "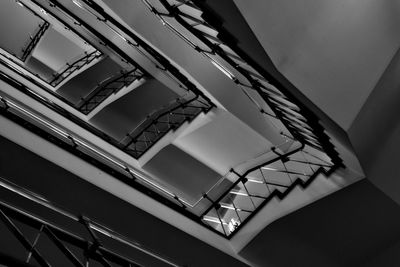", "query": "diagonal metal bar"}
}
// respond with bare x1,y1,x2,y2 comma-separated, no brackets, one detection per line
0,208,51,267
43,225,85,267
50,50,102,87
26,224,45,263
78,68,145,114
151,0,343,167
21,22,50,62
